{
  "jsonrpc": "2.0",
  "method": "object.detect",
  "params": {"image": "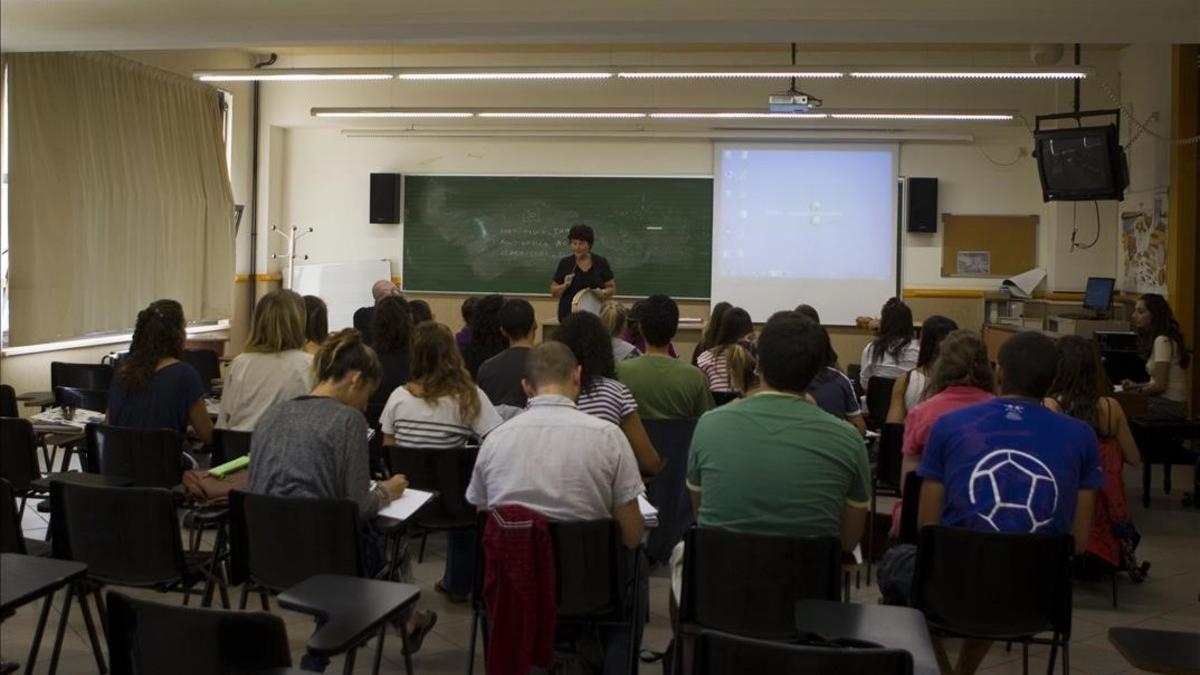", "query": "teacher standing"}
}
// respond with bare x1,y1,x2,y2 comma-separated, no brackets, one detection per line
550,224,616,322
